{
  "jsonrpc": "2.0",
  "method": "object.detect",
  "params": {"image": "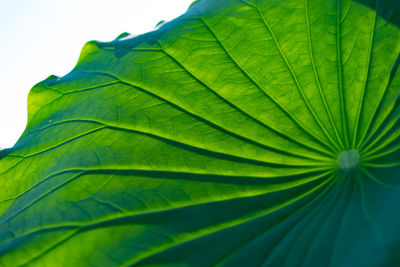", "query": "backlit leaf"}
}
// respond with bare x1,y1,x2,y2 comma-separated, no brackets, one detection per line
0,0,399,266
